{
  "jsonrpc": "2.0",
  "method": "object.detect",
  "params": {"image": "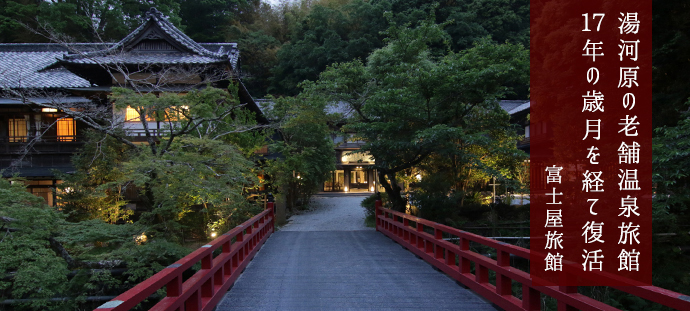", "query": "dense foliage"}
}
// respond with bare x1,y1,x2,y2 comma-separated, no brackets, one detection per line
646,0,690,301
0,0,530,97
5,0,690,309
262,94,336,211
652,1,690,128
0,0,182,42
268,0,530,96
65,85,266,240
304,16,528,212
0,178,191,310
0,86,268,309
